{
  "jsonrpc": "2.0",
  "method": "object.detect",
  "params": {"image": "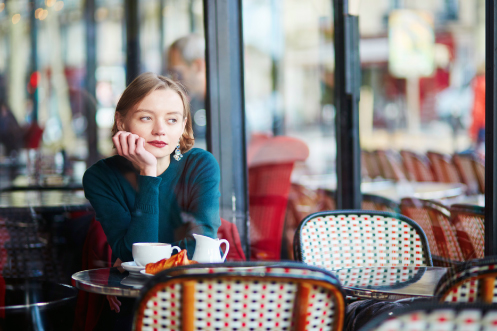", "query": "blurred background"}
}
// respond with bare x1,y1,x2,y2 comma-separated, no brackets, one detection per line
0,0,485,189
